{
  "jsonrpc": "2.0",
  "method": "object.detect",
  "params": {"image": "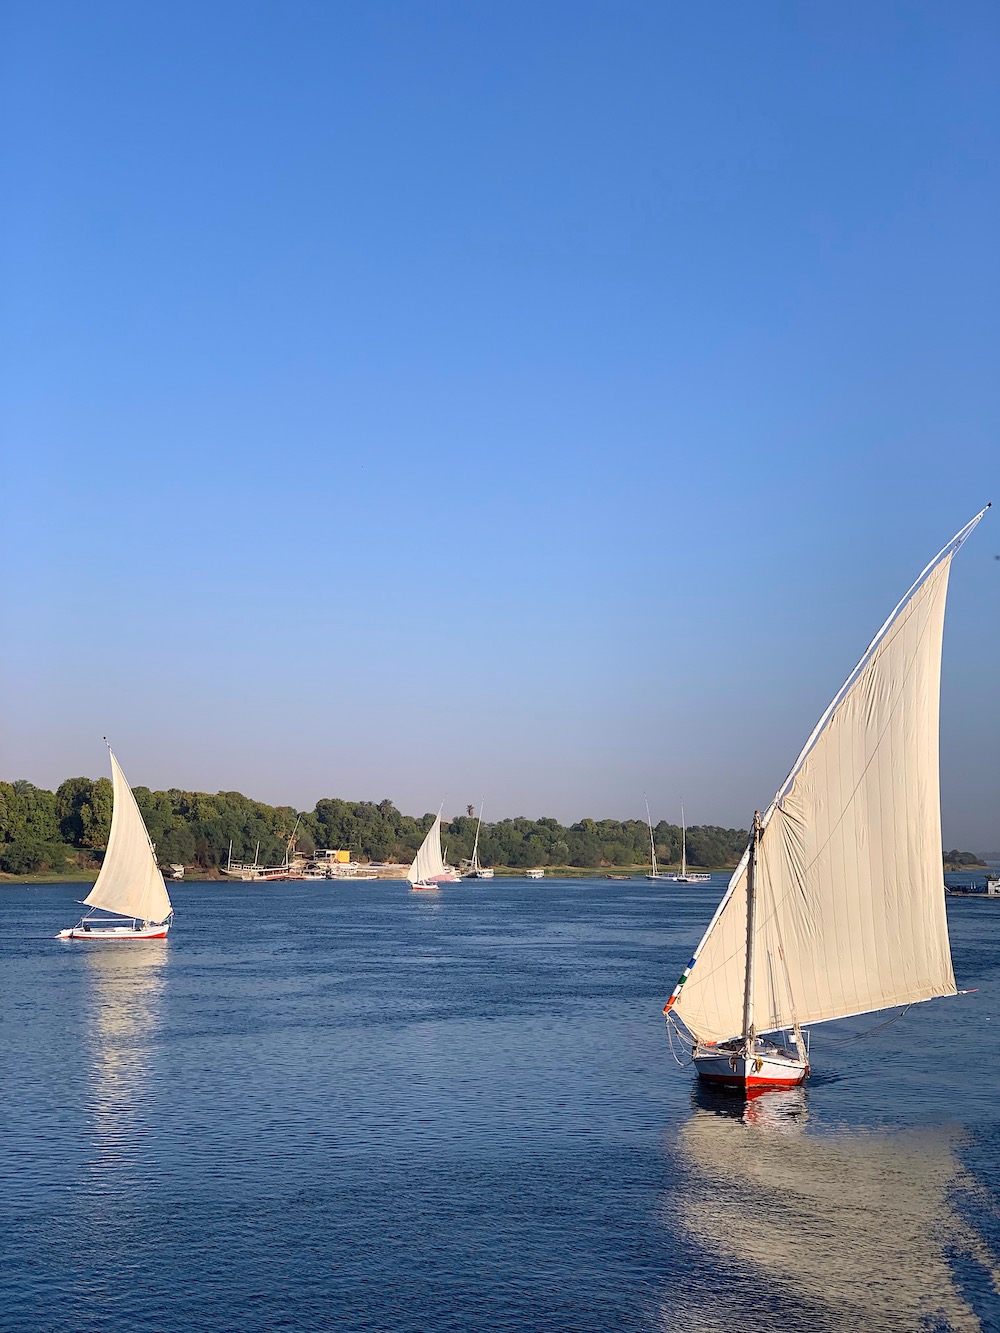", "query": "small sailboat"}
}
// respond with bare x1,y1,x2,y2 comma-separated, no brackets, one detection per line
670,802,710,883
58,743,173,941
645,798,673,881
466,801,495,879
663,507,990,1092
406,810,461,891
